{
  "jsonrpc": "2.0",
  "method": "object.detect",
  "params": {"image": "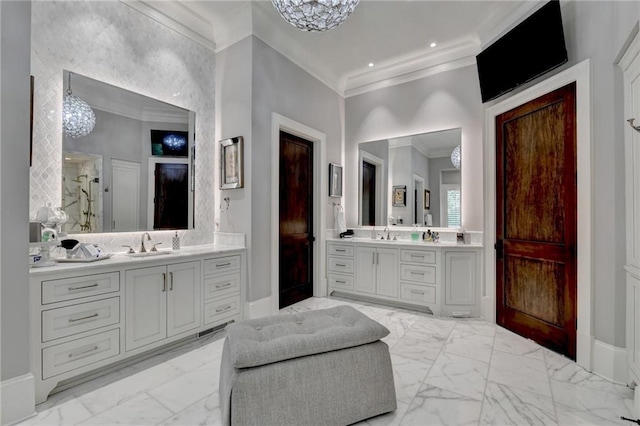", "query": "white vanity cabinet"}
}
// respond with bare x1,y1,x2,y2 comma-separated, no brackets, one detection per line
355,246,398,297
30,246,245,404
327,240,481,317
125,260,201,351
442,250,480,317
